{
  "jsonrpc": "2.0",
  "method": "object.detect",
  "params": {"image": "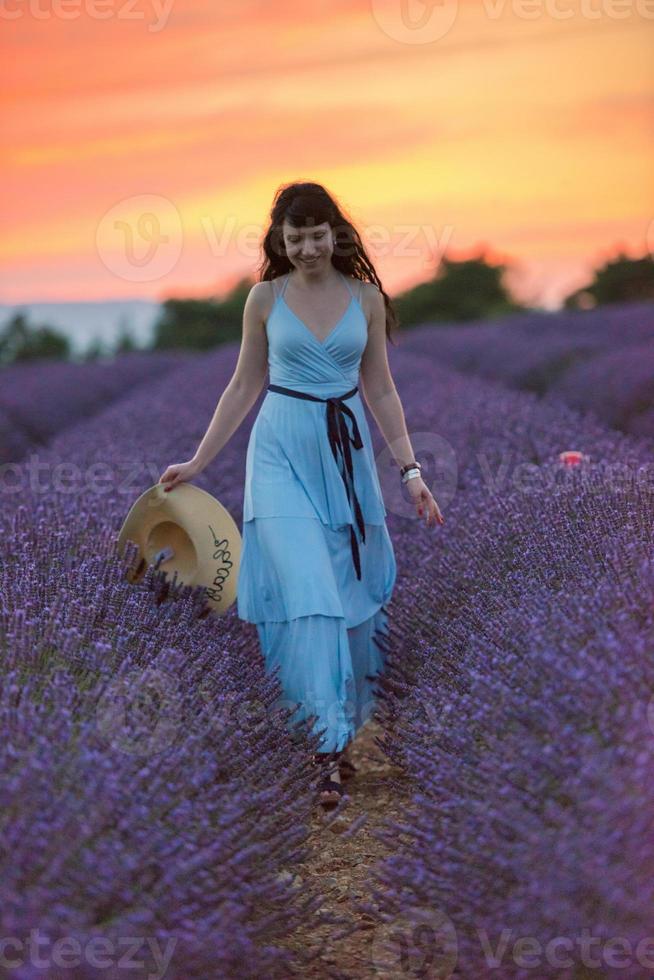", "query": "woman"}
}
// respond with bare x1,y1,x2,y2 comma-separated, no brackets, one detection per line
160,182,443,809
